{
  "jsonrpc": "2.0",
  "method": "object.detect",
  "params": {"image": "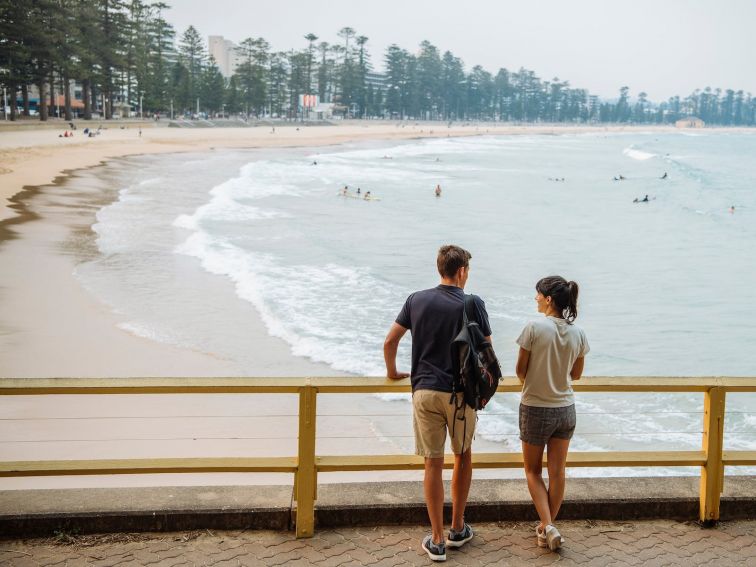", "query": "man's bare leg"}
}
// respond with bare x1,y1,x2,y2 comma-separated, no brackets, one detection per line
451,449,472,531
424,456,445,543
